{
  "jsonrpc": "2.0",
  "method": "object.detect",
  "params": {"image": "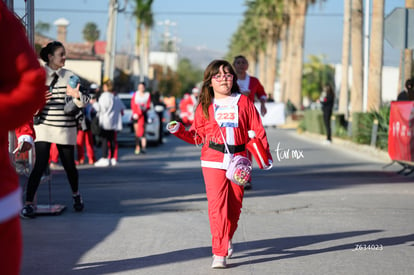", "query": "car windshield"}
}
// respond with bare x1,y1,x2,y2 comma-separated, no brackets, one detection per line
120,98,131,109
